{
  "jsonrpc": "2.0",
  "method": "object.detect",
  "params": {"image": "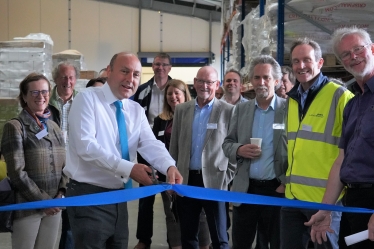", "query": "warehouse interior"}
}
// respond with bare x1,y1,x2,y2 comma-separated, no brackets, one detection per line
0,0,370,248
